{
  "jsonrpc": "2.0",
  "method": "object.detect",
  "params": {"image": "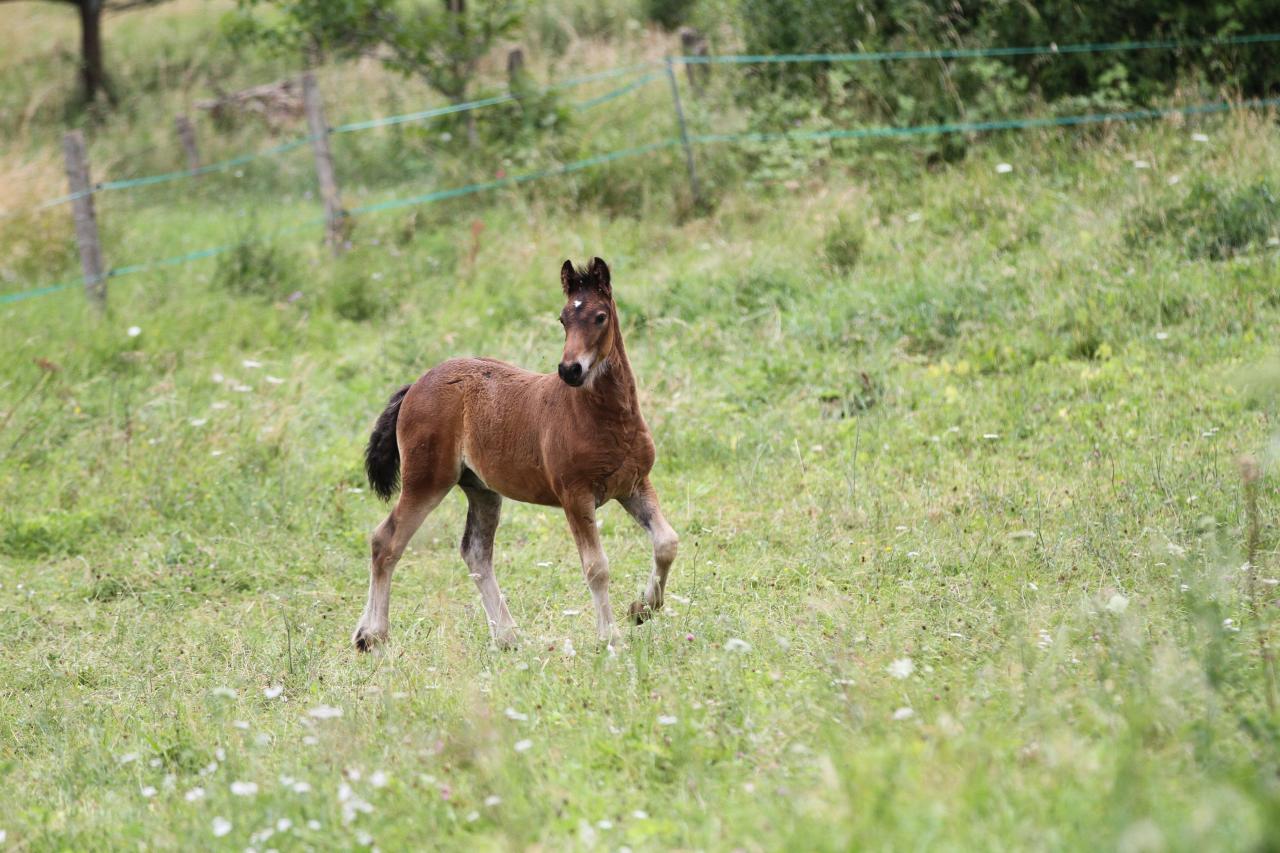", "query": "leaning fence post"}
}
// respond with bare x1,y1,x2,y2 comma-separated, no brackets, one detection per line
663,57,702,209
174,114,201,171
61,129,107,311
302,71,348,254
